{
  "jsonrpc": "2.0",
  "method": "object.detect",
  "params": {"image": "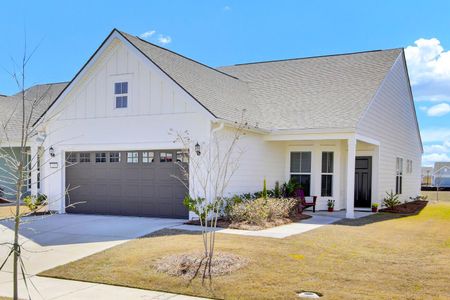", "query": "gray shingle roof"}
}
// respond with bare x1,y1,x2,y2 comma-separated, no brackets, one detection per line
121,29,401,130
0,82,68,142
218,49,402,130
